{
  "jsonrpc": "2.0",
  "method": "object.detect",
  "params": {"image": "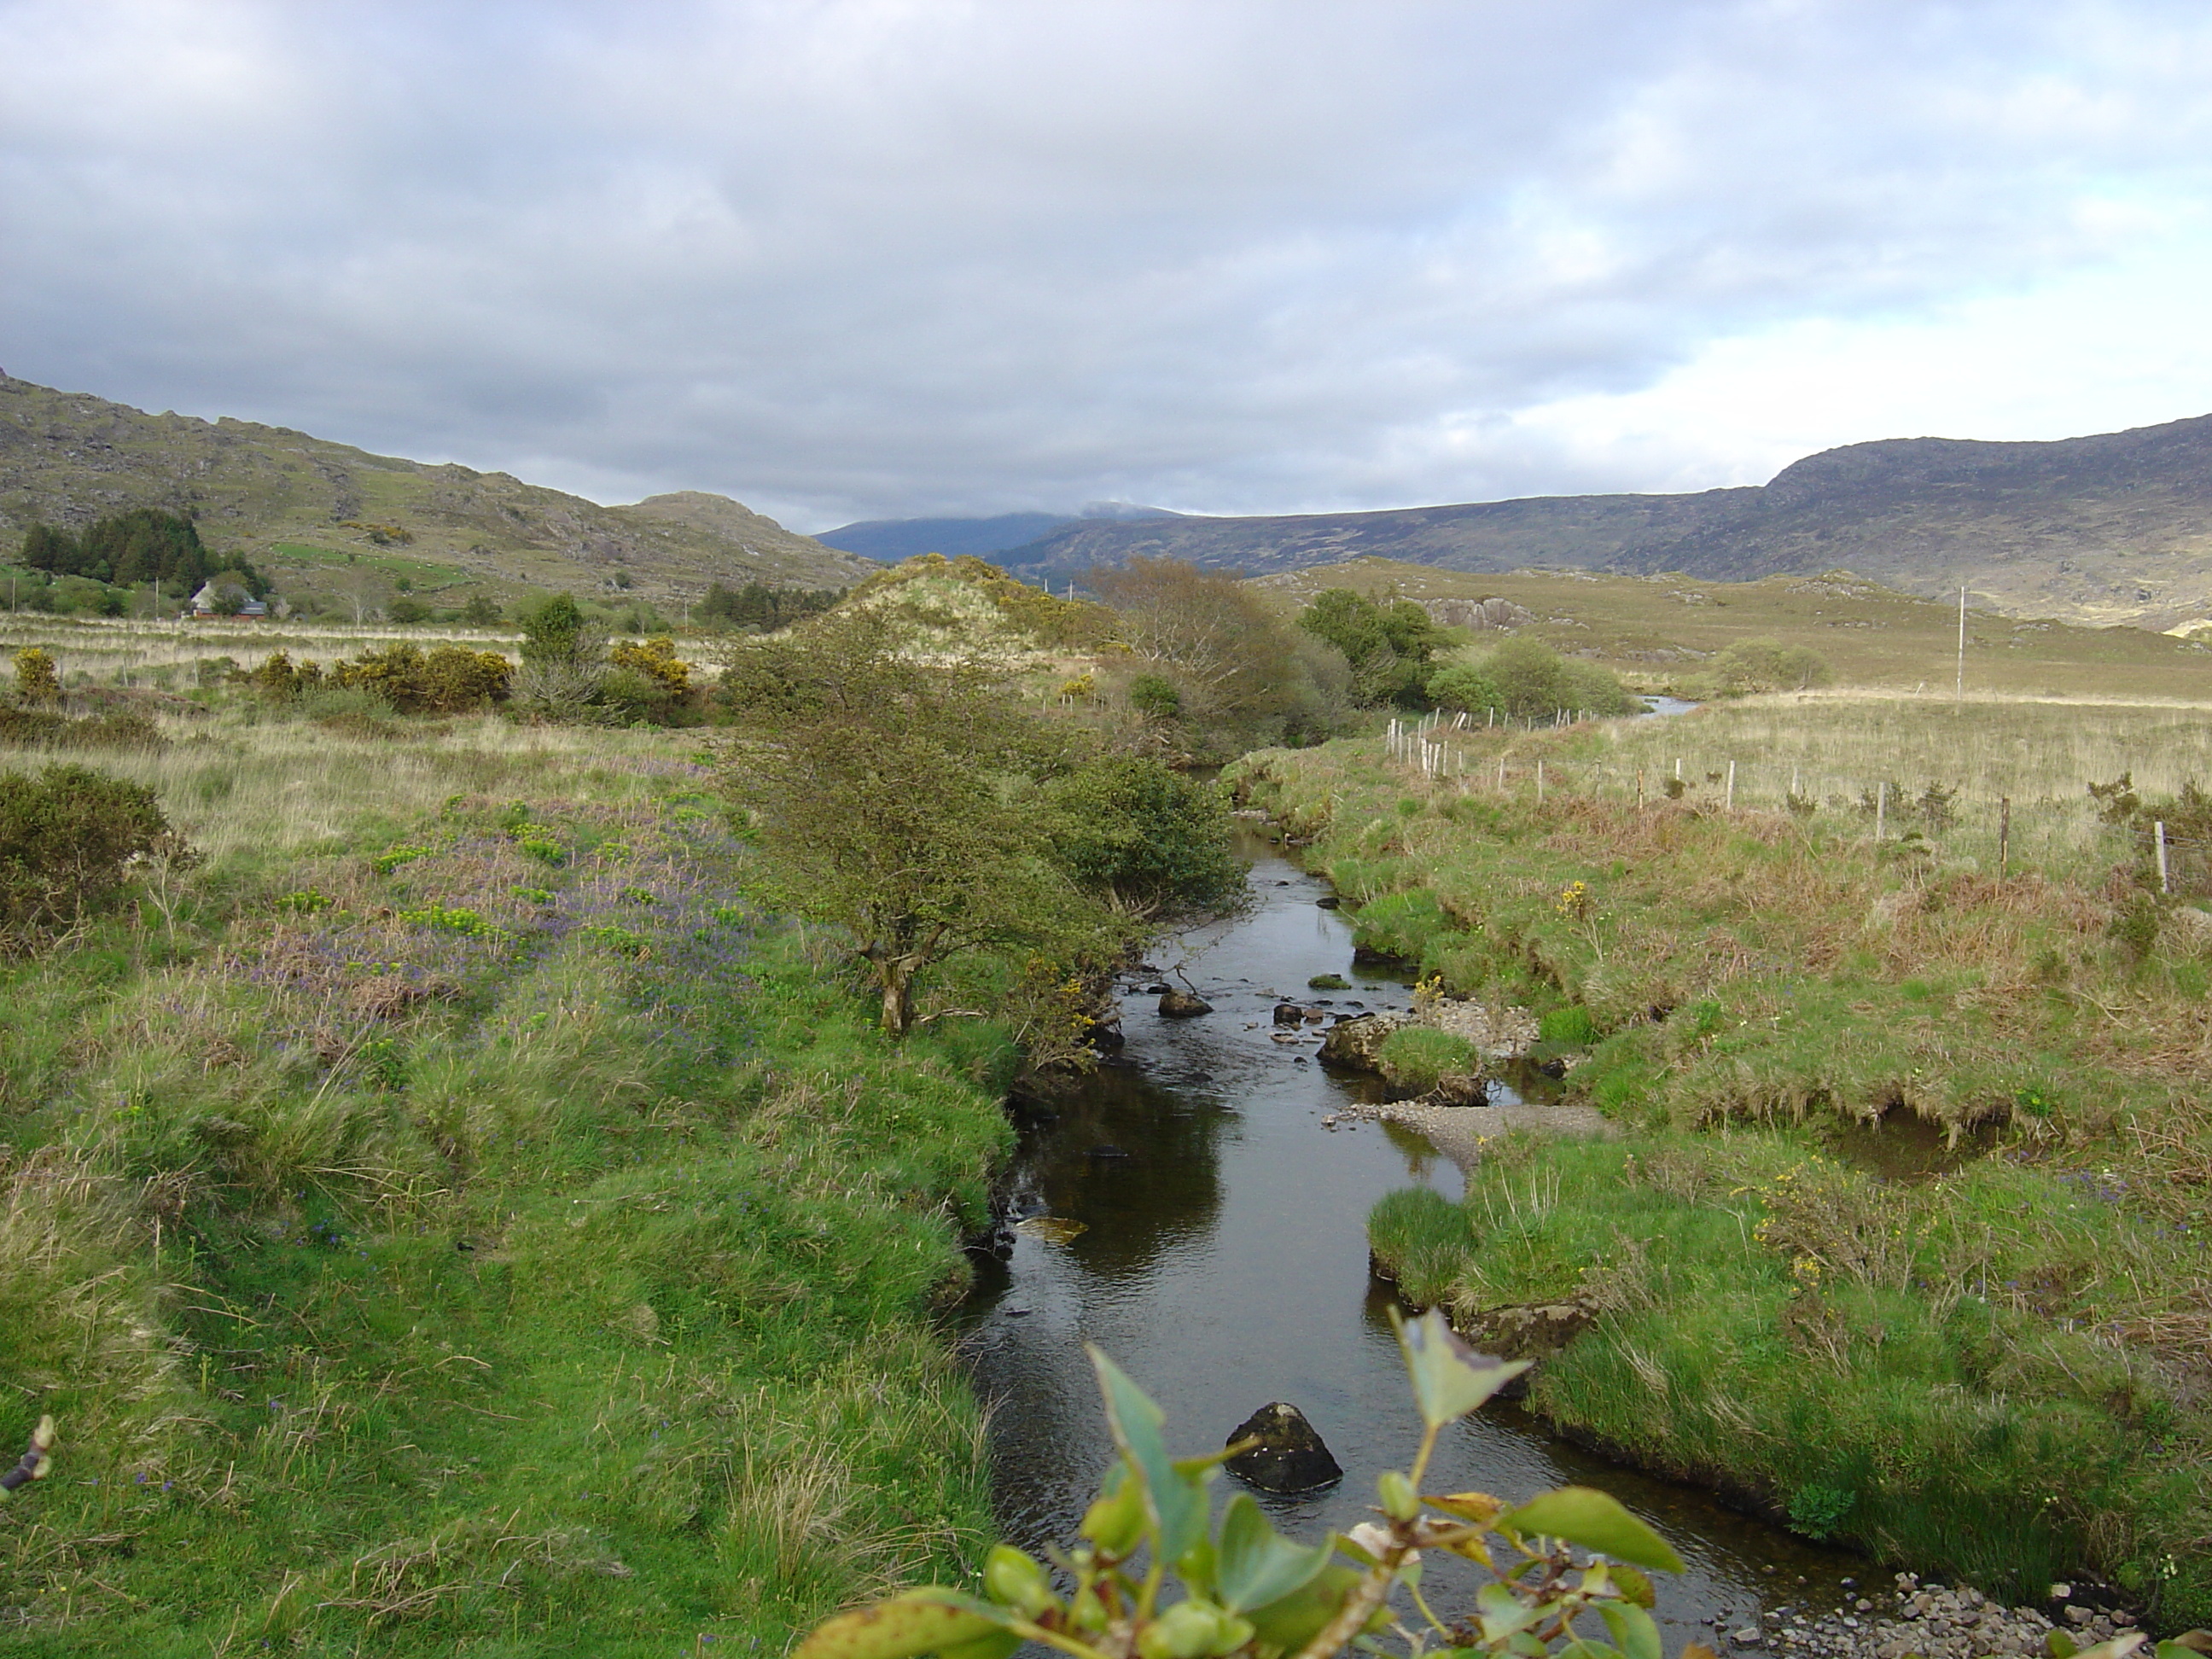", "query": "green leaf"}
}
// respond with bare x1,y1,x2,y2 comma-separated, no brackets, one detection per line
1496,1487,1685,1574
795,1588,1009,1659
1476,1582,1540,1642
2048,1634,2079,1659
939,1635,1022,1659
1609,1564,1656,1610
1214,1494,1333,1614
1392,1307,1528,1429
1088,1346,1209,1562
1599,1600,1664,1659
1244,1563,1367,1654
